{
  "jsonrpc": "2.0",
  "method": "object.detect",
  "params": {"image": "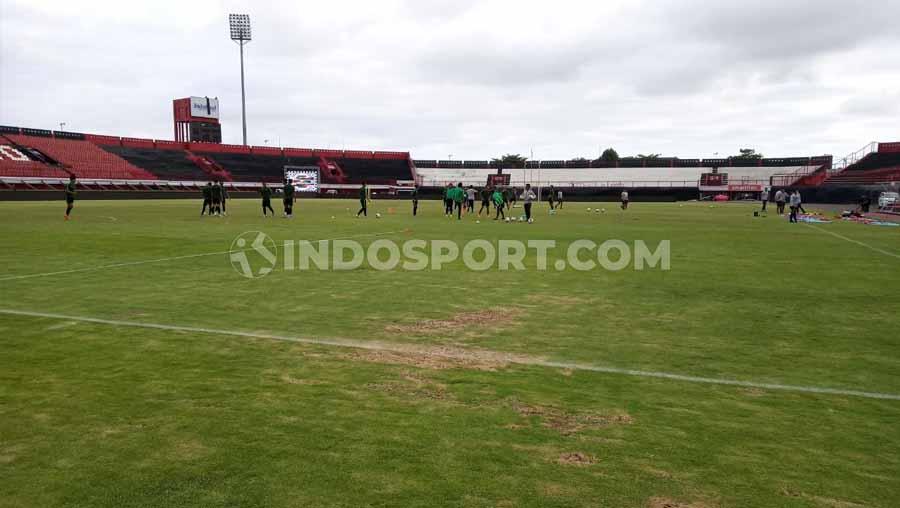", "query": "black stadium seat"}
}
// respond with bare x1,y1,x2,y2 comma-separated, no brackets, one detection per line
102,146,207,181
206,152,293,182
